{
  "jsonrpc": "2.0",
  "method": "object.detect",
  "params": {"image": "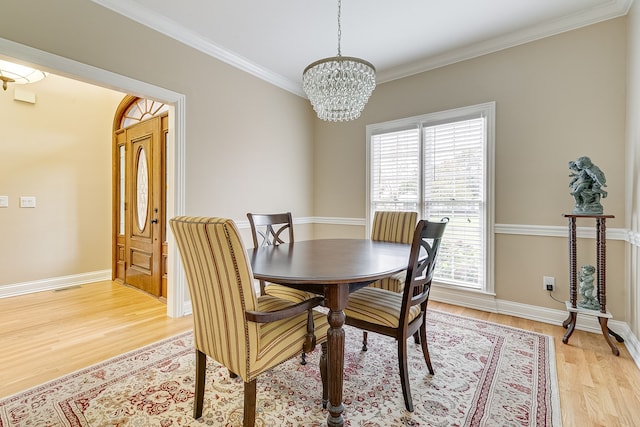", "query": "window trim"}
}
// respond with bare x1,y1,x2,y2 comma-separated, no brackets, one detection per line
365,102,495,294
